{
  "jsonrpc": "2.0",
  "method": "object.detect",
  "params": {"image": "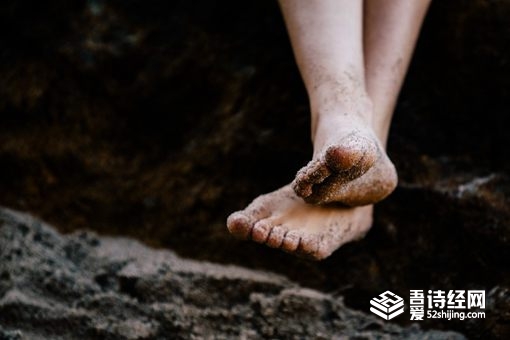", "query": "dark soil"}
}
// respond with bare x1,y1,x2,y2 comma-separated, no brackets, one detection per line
0,208,466,339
